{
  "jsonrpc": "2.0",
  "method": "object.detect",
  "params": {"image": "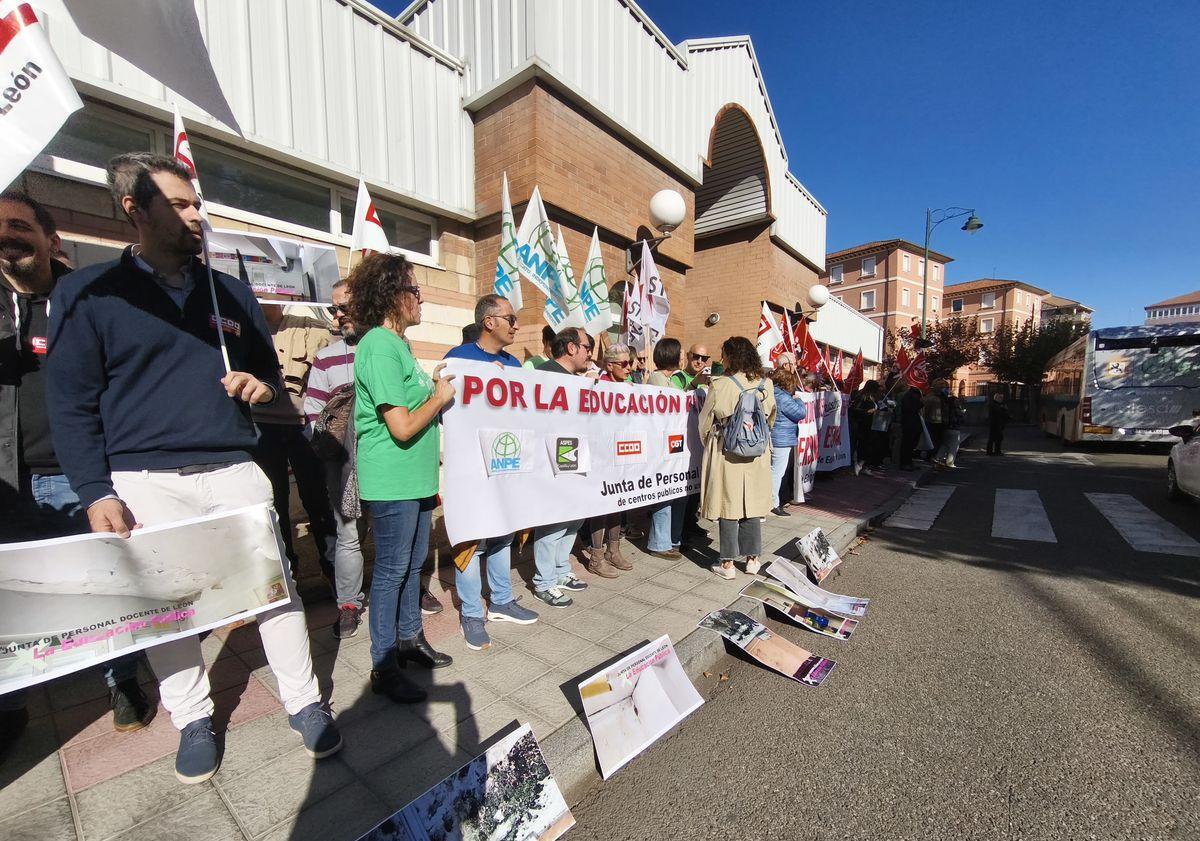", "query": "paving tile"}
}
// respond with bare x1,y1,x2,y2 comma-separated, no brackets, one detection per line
322,661,391,726
507,669,580,728
336,703,438,777
456,698,549,755
546,607,627,641
576,568,641,593
105,789,241,841
624,580,681,605
590,594,657,623
212,710,298,781
640,569,696,593
0,796,77,841
0,717,66,821
214,674,286,731
362,731,469,810
219,745,355,838
654,590,724,621
256,779,390,841
415,680,500,736
462,647,552,698
511,624,595,666
63,702,180,792
688,577,745,603
221,622,265,655
75,753,211,841
556,644,623,682
597,622,663,657
46,667,111,711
